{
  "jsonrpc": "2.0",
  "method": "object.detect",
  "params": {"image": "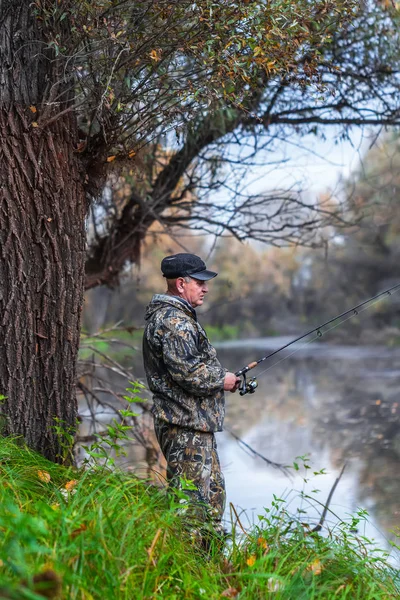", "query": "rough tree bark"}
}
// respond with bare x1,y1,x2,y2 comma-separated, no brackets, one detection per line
0,1,86,461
